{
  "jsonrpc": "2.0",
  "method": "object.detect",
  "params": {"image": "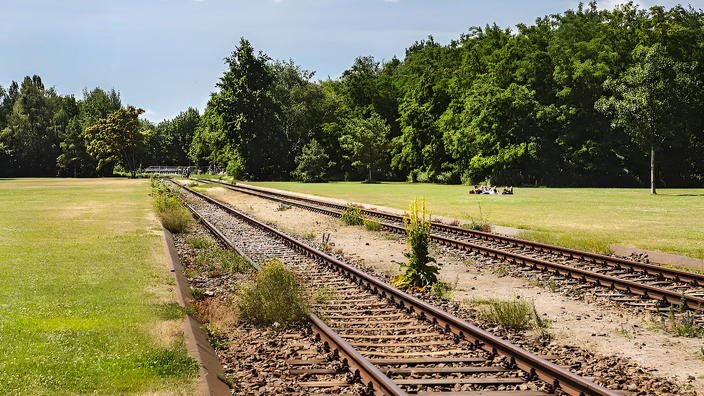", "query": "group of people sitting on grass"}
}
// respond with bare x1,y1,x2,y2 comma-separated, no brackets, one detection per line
469,185,514,195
